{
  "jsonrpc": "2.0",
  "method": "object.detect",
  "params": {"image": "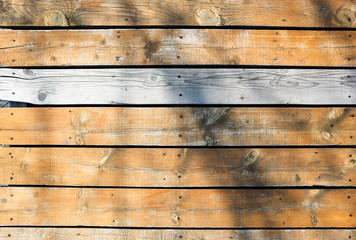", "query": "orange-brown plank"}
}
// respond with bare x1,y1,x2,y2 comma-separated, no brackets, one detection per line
0,29,355,67
0,229,355,240
0,0,355,28
0,107,355,146
0,188,354,227
1,148,355,187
